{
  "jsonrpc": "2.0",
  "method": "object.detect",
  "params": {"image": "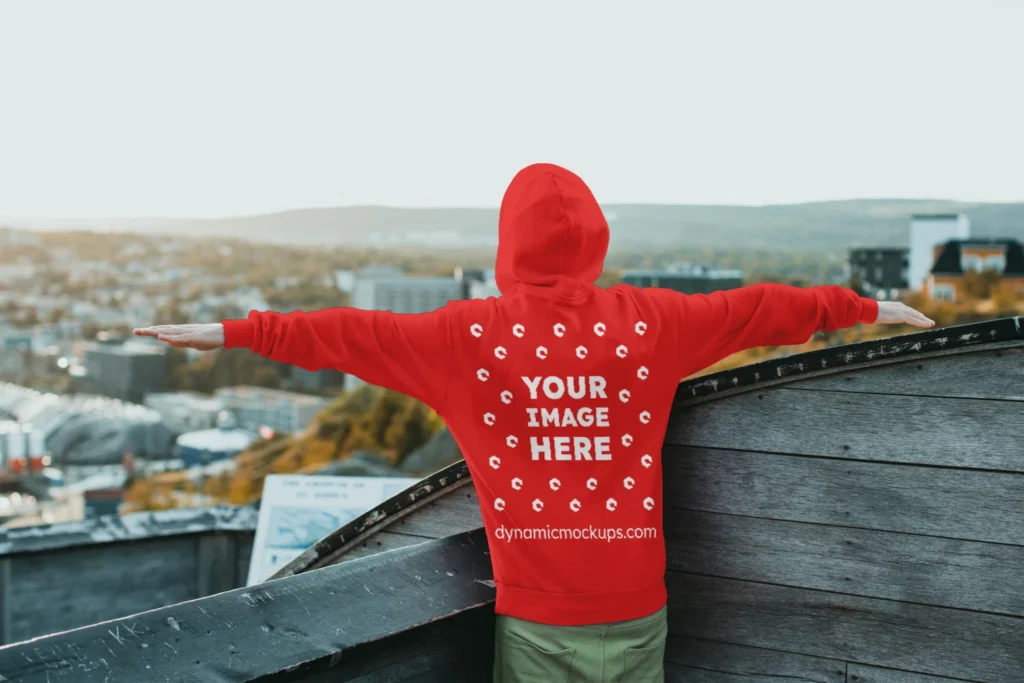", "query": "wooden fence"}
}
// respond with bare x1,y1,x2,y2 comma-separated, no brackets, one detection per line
0,505,256,645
